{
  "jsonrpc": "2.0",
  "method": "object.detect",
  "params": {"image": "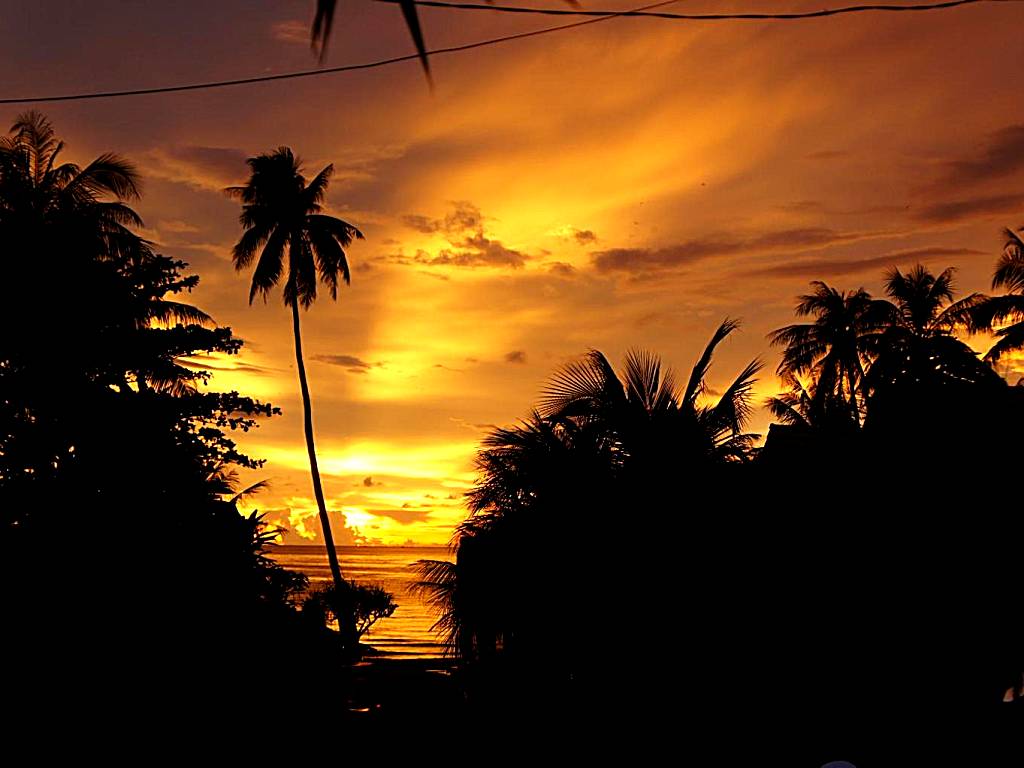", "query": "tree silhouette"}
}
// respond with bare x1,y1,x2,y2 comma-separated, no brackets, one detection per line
970,227,1024,367
867,264,997,395
417,321,762,683
0,113,357,720
765,371,857,432
769,281,894,425
0,111,150,264
538,319,762,467
227,147,363,634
